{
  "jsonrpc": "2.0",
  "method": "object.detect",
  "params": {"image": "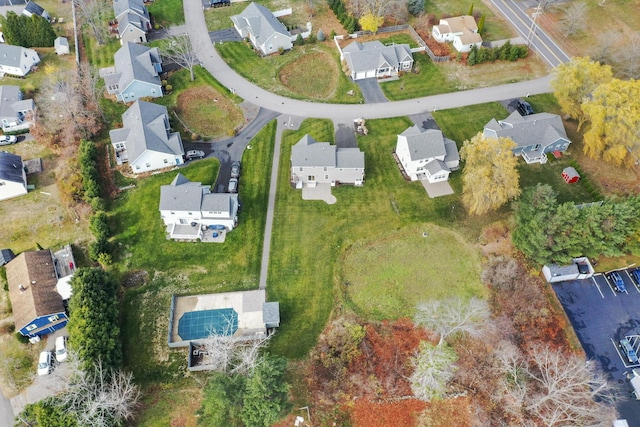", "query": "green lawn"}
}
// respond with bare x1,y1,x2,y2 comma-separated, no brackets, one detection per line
148,0,185,27
204,2,247,31
433,101,508,146
381,53,458,101
518,157,598,204
83,35,121,68
379,33,419,48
